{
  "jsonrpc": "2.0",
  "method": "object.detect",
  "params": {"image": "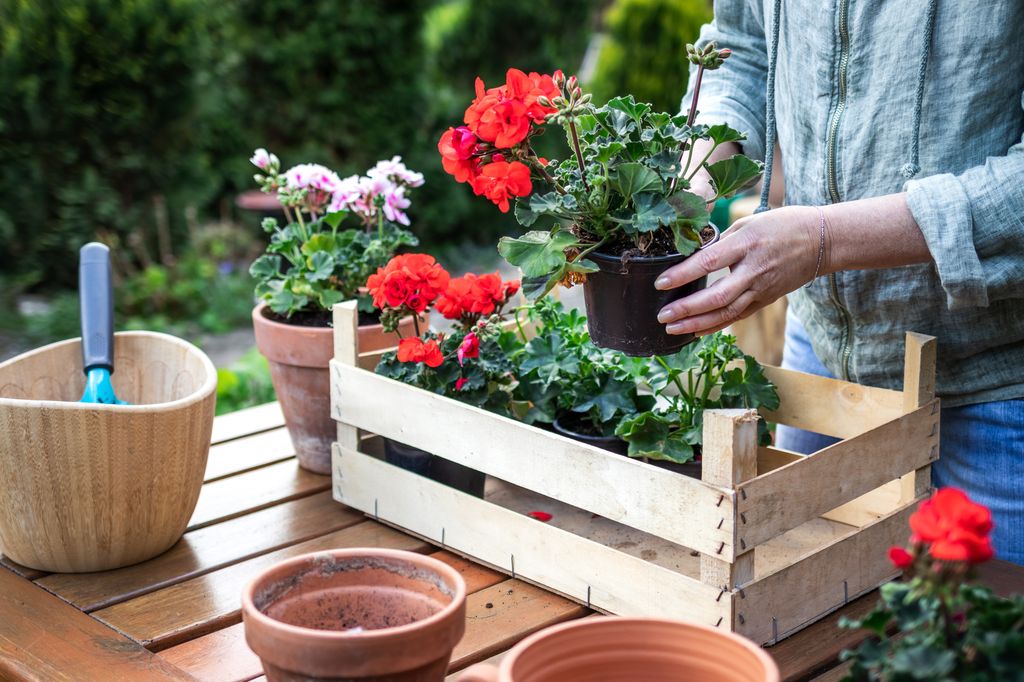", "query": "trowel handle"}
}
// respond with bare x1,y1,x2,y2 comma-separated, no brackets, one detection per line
79,242,114,373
